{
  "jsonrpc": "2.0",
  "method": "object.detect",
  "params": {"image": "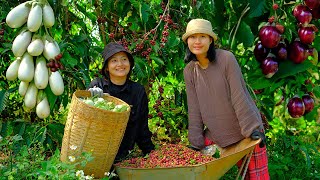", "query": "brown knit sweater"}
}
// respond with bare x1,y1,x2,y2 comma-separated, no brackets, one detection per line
183,49,263,149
